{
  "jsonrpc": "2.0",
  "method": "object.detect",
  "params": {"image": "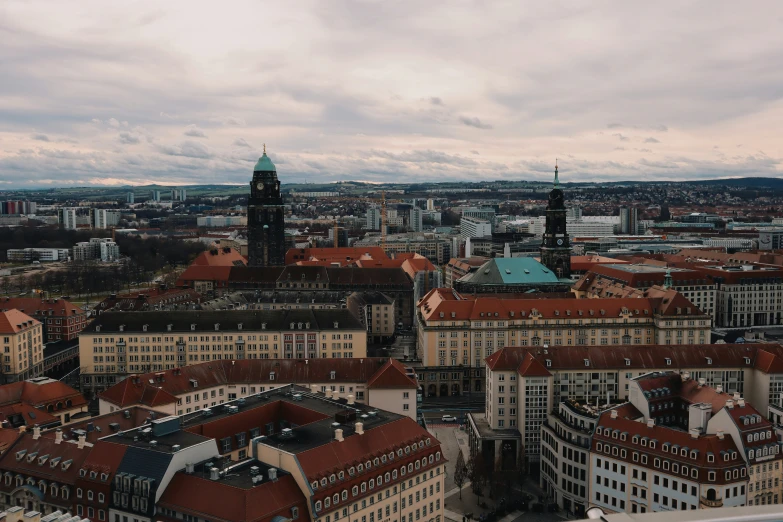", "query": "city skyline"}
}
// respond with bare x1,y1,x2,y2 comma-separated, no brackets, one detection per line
1,1,782,187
